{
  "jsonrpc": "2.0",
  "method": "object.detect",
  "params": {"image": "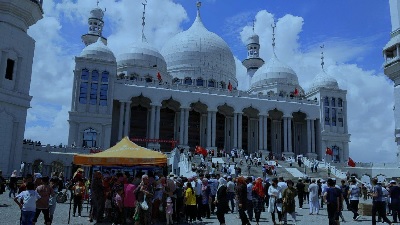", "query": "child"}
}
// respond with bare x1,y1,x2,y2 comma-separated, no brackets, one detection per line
113,188,124,225
166,197,174,225
14,182,41,225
